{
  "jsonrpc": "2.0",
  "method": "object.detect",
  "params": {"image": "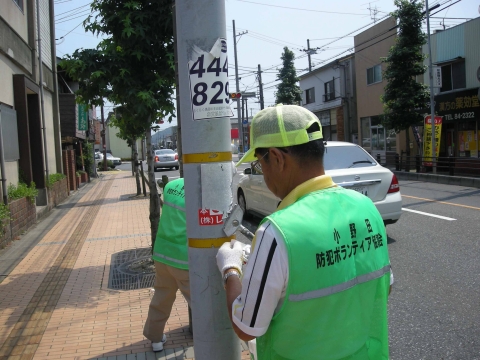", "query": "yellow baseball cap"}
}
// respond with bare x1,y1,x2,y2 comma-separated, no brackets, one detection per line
236,104,323,166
